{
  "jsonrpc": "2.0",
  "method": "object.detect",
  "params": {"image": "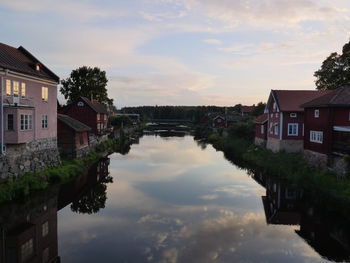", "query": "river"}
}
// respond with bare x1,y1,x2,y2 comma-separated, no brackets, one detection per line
1,135,349,262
